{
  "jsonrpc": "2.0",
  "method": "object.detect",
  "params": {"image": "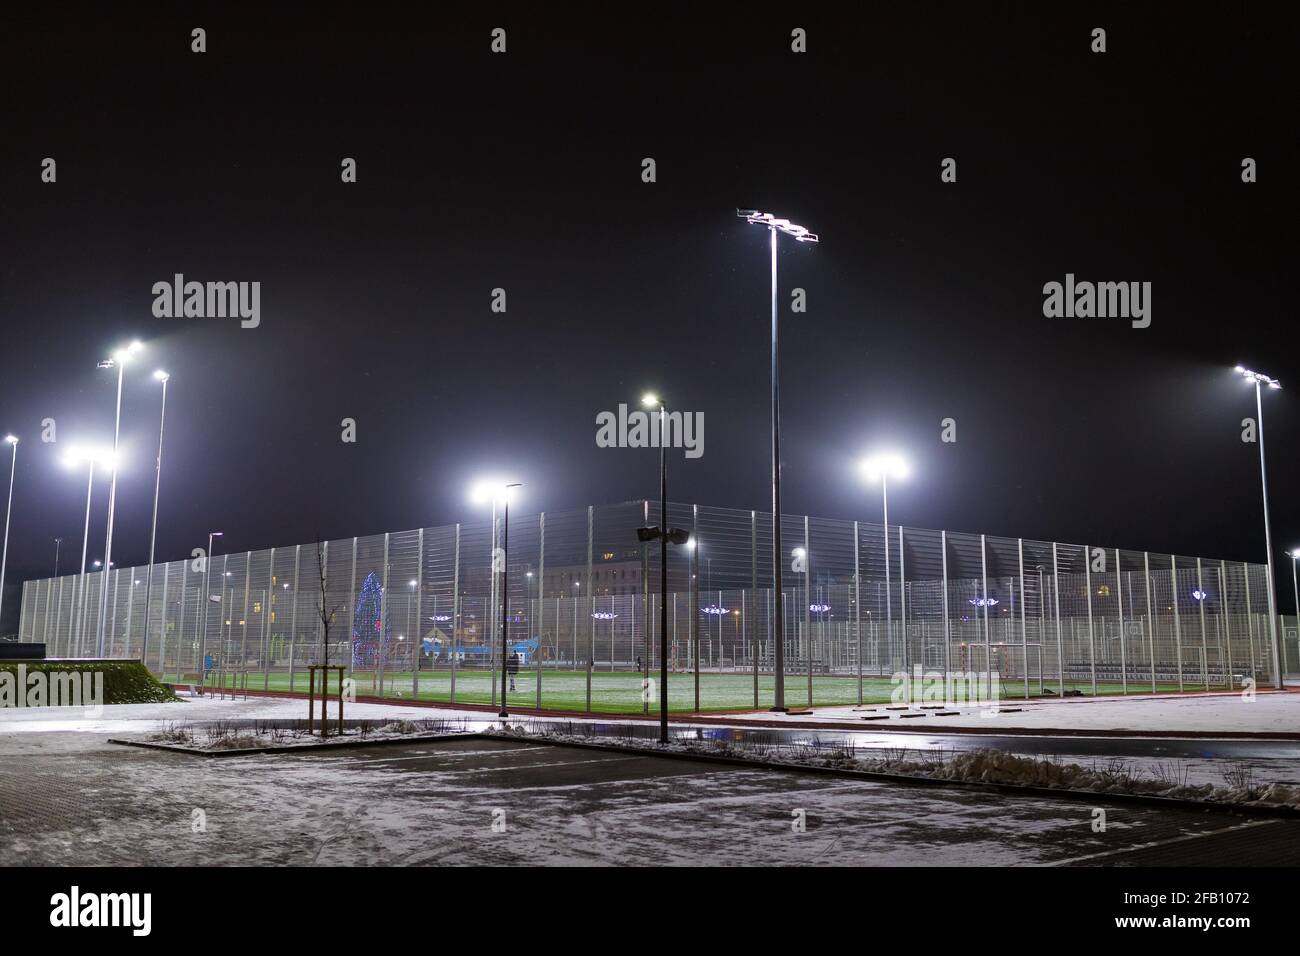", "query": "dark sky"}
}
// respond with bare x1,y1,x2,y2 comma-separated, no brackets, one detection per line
1,2,1296,631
